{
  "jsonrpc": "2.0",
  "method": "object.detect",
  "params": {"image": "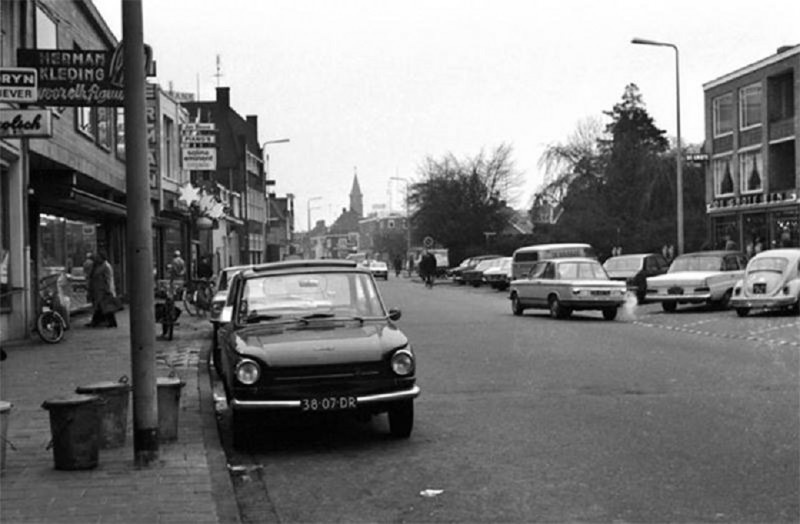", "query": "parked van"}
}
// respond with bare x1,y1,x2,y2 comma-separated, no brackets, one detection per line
511,243,596,280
